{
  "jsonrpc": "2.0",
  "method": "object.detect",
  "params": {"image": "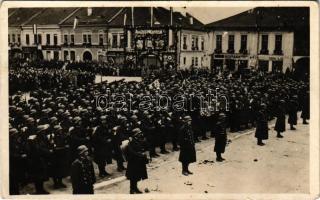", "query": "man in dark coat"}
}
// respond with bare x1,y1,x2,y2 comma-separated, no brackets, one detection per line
255,104,269,146
9,128,28,195
27,125,51,194
111,126,126,172
49,125,70,189
92,116,113,177
274,100,286,138
288,95,299,130
125,128,149,194
214,113,227,162
178,115,196,176
301,91,310,124
71,145,96,194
